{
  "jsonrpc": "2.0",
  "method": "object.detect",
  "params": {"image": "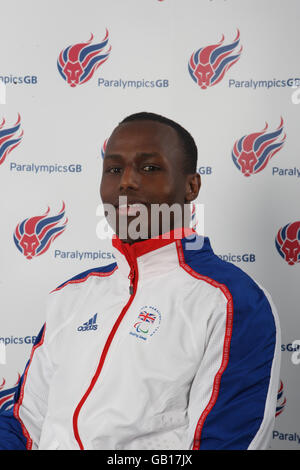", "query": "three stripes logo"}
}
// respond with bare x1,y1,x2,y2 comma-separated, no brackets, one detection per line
77,313,98,331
